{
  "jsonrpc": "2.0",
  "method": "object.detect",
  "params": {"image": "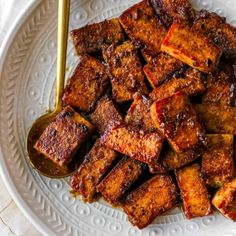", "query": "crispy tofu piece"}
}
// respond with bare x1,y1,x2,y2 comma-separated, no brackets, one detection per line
70,139,118,202
103,41,148,103
150,0,195,28
212,178,236,221
202,71,236,106
119,0,167,56
202,134,234,188
97,156,146,204
150,68,205,101
161,22,222,73
194,104,236,134
159,147,200,170
122,174,177,229
151,92,206,152
143,53,184,88
125,94,156,132
34,106,94,167
63,55,109,112
176,163,212,219
90,95,123,134
193,10,236,59
70,19,125,55
101,124,164,166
